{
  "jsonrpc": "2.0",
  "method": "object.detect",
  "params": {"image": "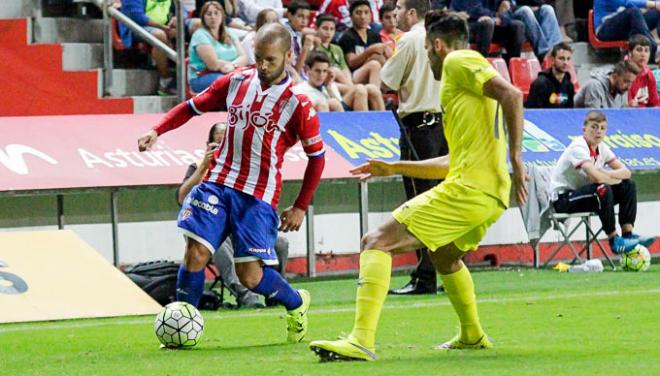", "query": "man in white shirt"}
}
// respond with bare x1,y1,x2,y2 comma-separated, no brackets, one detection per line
550,110,655,254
